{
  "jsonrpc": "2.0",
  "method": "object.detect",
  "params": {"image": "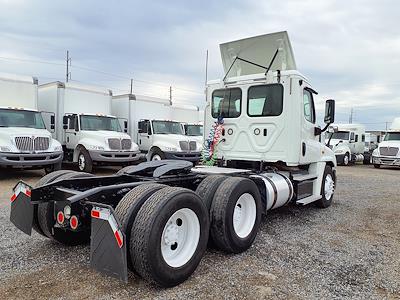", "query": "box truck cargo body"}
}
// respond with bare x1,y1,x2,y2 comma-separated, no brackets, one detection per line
112,94,202,162
0,73,63,171
38,82,140,172
372,117,400,167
